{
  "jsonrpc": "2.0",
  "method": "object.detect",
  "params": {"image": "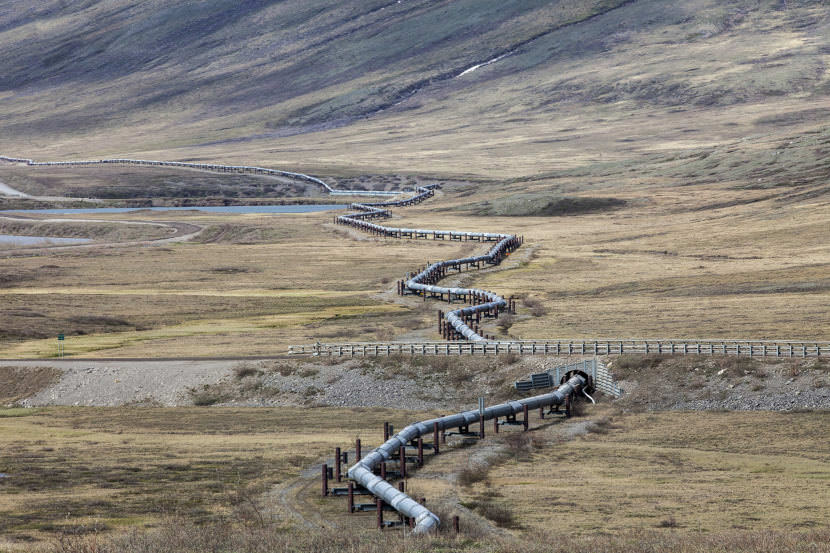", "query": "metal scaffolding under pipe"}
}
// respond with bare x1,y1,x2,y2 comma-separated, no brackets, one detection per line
337,184,520,342
347,373,587,533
